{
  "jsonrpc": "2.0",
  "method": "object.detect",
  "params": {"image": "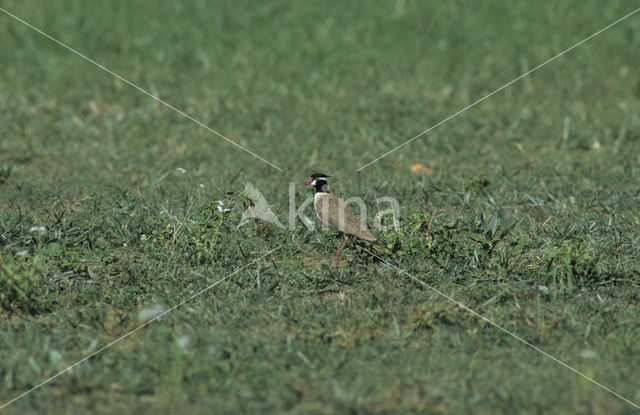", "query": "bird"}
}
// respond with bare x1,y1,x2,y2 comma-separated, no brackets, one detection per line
305,173,376,265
